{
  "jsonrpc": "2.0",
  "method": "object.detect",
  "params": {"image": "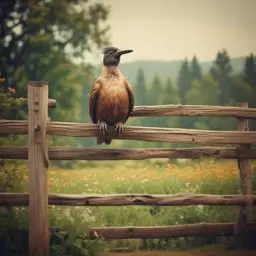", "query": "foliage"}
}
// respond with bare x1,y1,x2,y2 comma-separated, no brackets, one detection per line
177,58,191,104
190,55,202,81
210,49,233,105
0,0,110,148
0,160,27,193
